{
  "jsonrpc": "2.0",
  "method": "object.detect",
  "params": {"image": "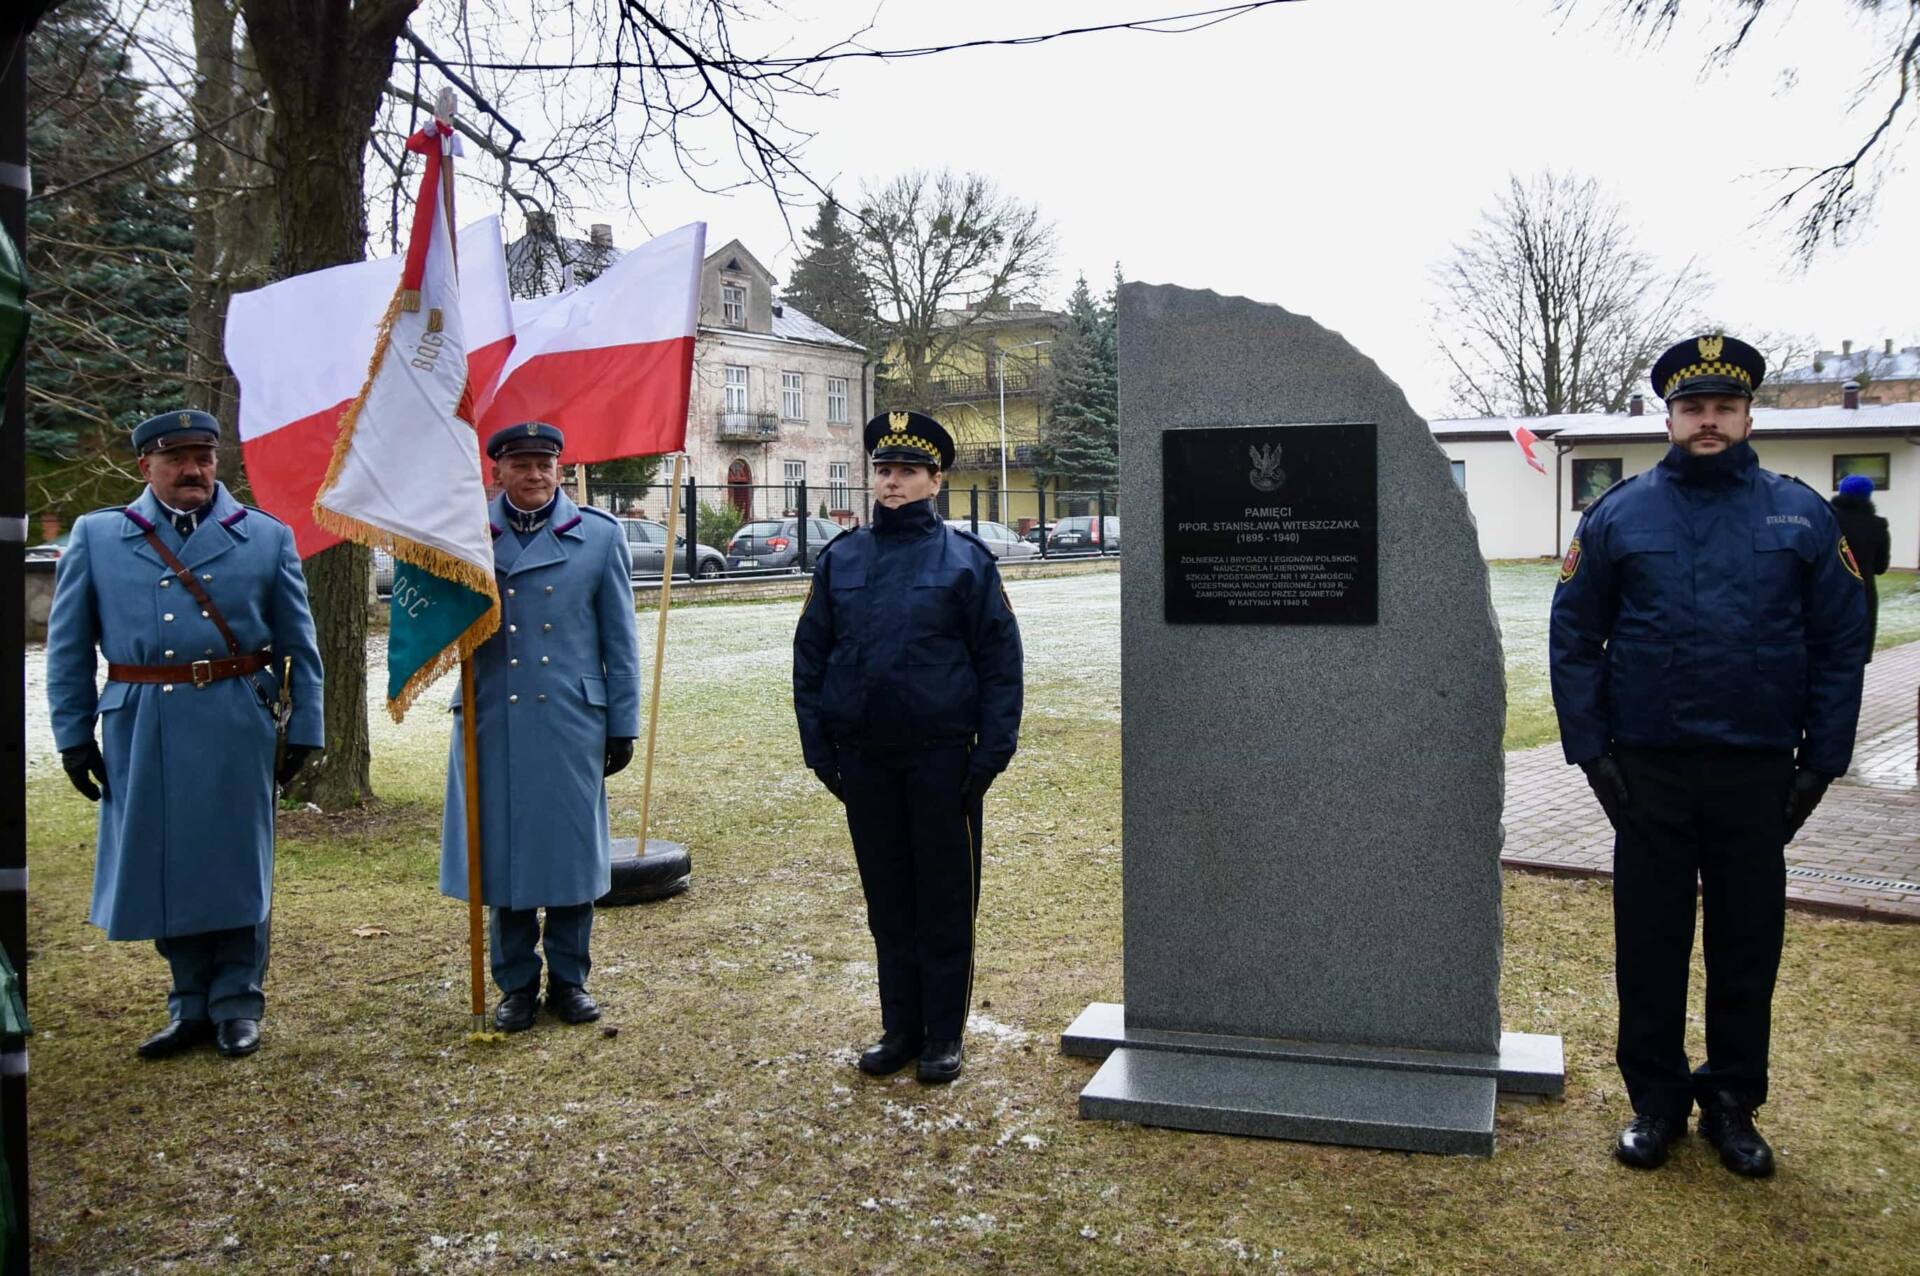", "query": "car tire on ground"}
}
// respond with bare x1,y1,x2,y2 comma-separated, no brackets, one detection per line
596,839,692,908
697,559,722,579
